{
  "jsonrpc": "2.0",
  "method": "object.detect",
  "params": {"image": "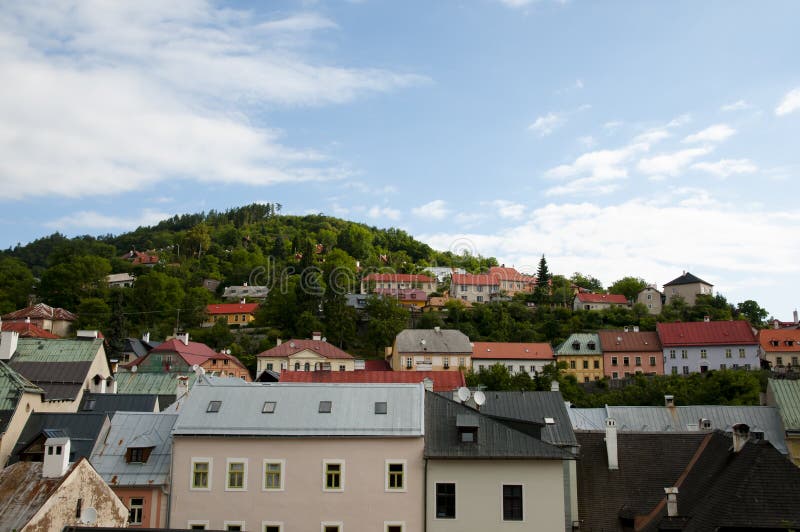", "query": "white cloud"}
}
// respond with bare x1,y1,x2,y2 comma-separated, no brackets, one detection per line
603,120,624,131
529,112,565,136
412,200,450,220
776,87,800,116
367,206,401,221
0,1,427,200
637,147,713,176
578,135,596,148
46,209,171,231
666,114,692,128
682,124,736,143
721,100,751,112
691,158,758,178
484,200,526,220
